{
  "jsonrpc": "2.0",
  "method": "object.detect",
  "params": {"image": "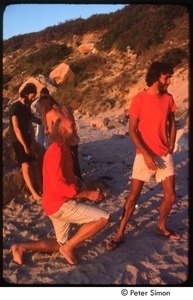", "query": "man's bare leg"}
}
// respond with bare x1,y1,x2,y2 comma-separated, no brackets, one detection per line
59,217,109,264
21,162,41,200
114,179,144,241
11,238,59,265
156,175,180,239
